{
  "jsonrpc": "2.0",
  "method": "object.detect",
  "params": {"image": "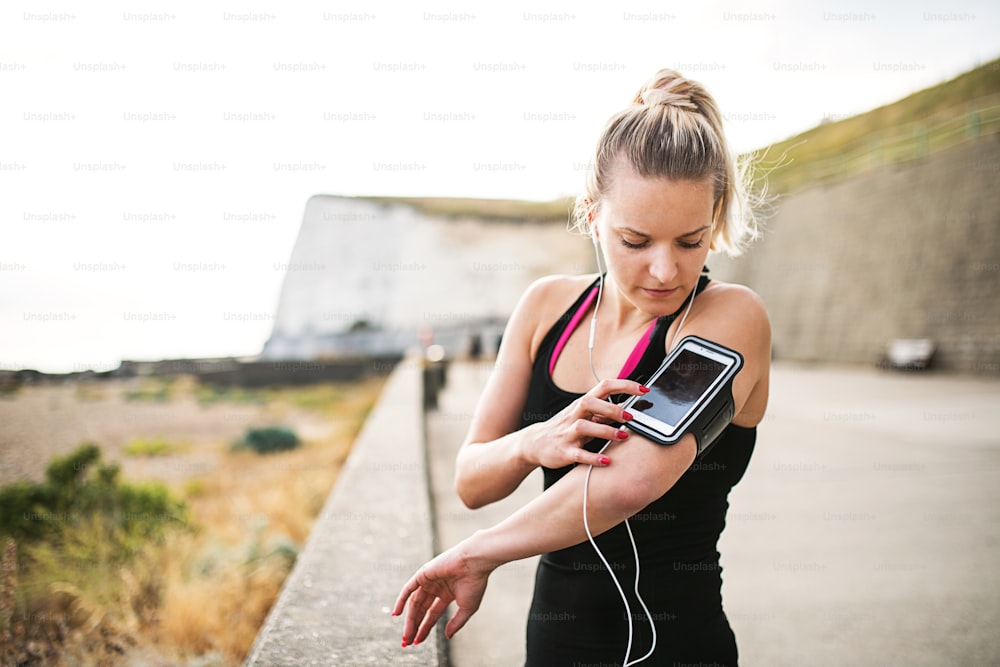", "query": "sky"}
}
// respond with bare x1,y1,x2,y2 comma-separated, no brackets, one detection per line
1,0,998,373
